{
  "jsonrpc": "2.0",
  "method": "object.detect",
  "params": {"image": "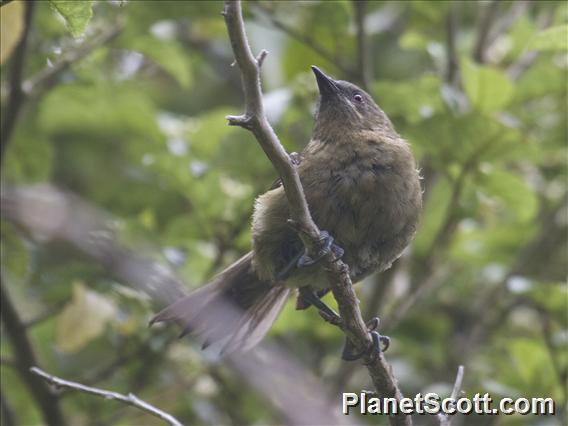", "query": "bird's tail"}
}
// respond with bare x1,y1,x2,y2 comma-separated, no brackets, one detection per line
150,252,289,354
